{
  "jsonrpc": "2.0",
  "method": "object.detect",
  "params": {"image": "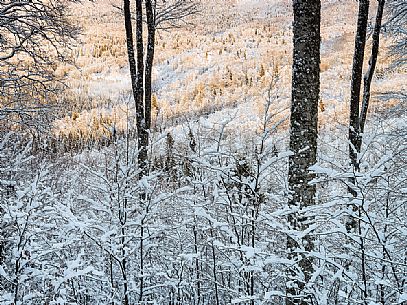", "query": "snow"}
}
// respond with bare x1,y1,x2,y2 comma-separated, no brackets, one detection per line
1,0,406,304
